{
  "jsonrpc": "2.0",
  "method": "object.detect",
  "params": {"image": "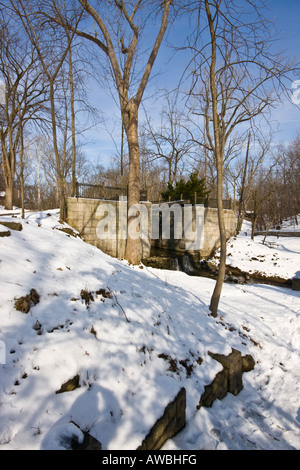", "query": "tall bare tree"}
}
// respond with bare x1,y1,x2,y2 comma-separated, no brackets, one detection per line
276,136,300,224
187,0,297,316
234,133,271,233
0,11,47,210
53,0,172,264
10,0,84,220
